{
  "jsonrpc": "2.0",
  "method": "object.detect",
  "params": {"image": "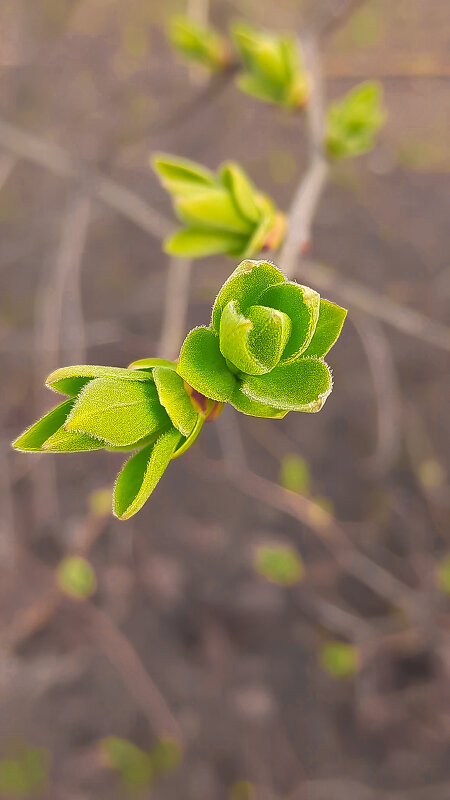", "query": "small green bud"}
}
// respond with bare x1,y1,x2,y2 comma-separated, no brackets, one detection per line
320,641,359,678
255,543,304,586
56,556,97,599
326,81,386,160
